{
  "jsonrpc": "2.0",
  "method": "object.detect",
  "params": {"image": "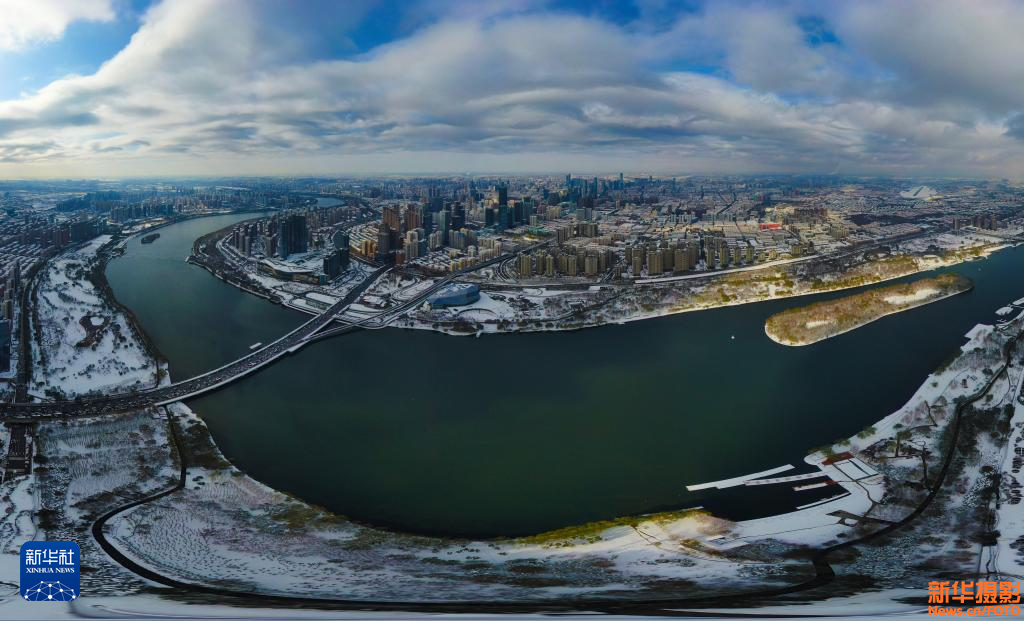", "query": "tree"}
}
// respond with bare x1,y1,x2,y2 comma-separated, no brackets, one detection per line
893,424,909,457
